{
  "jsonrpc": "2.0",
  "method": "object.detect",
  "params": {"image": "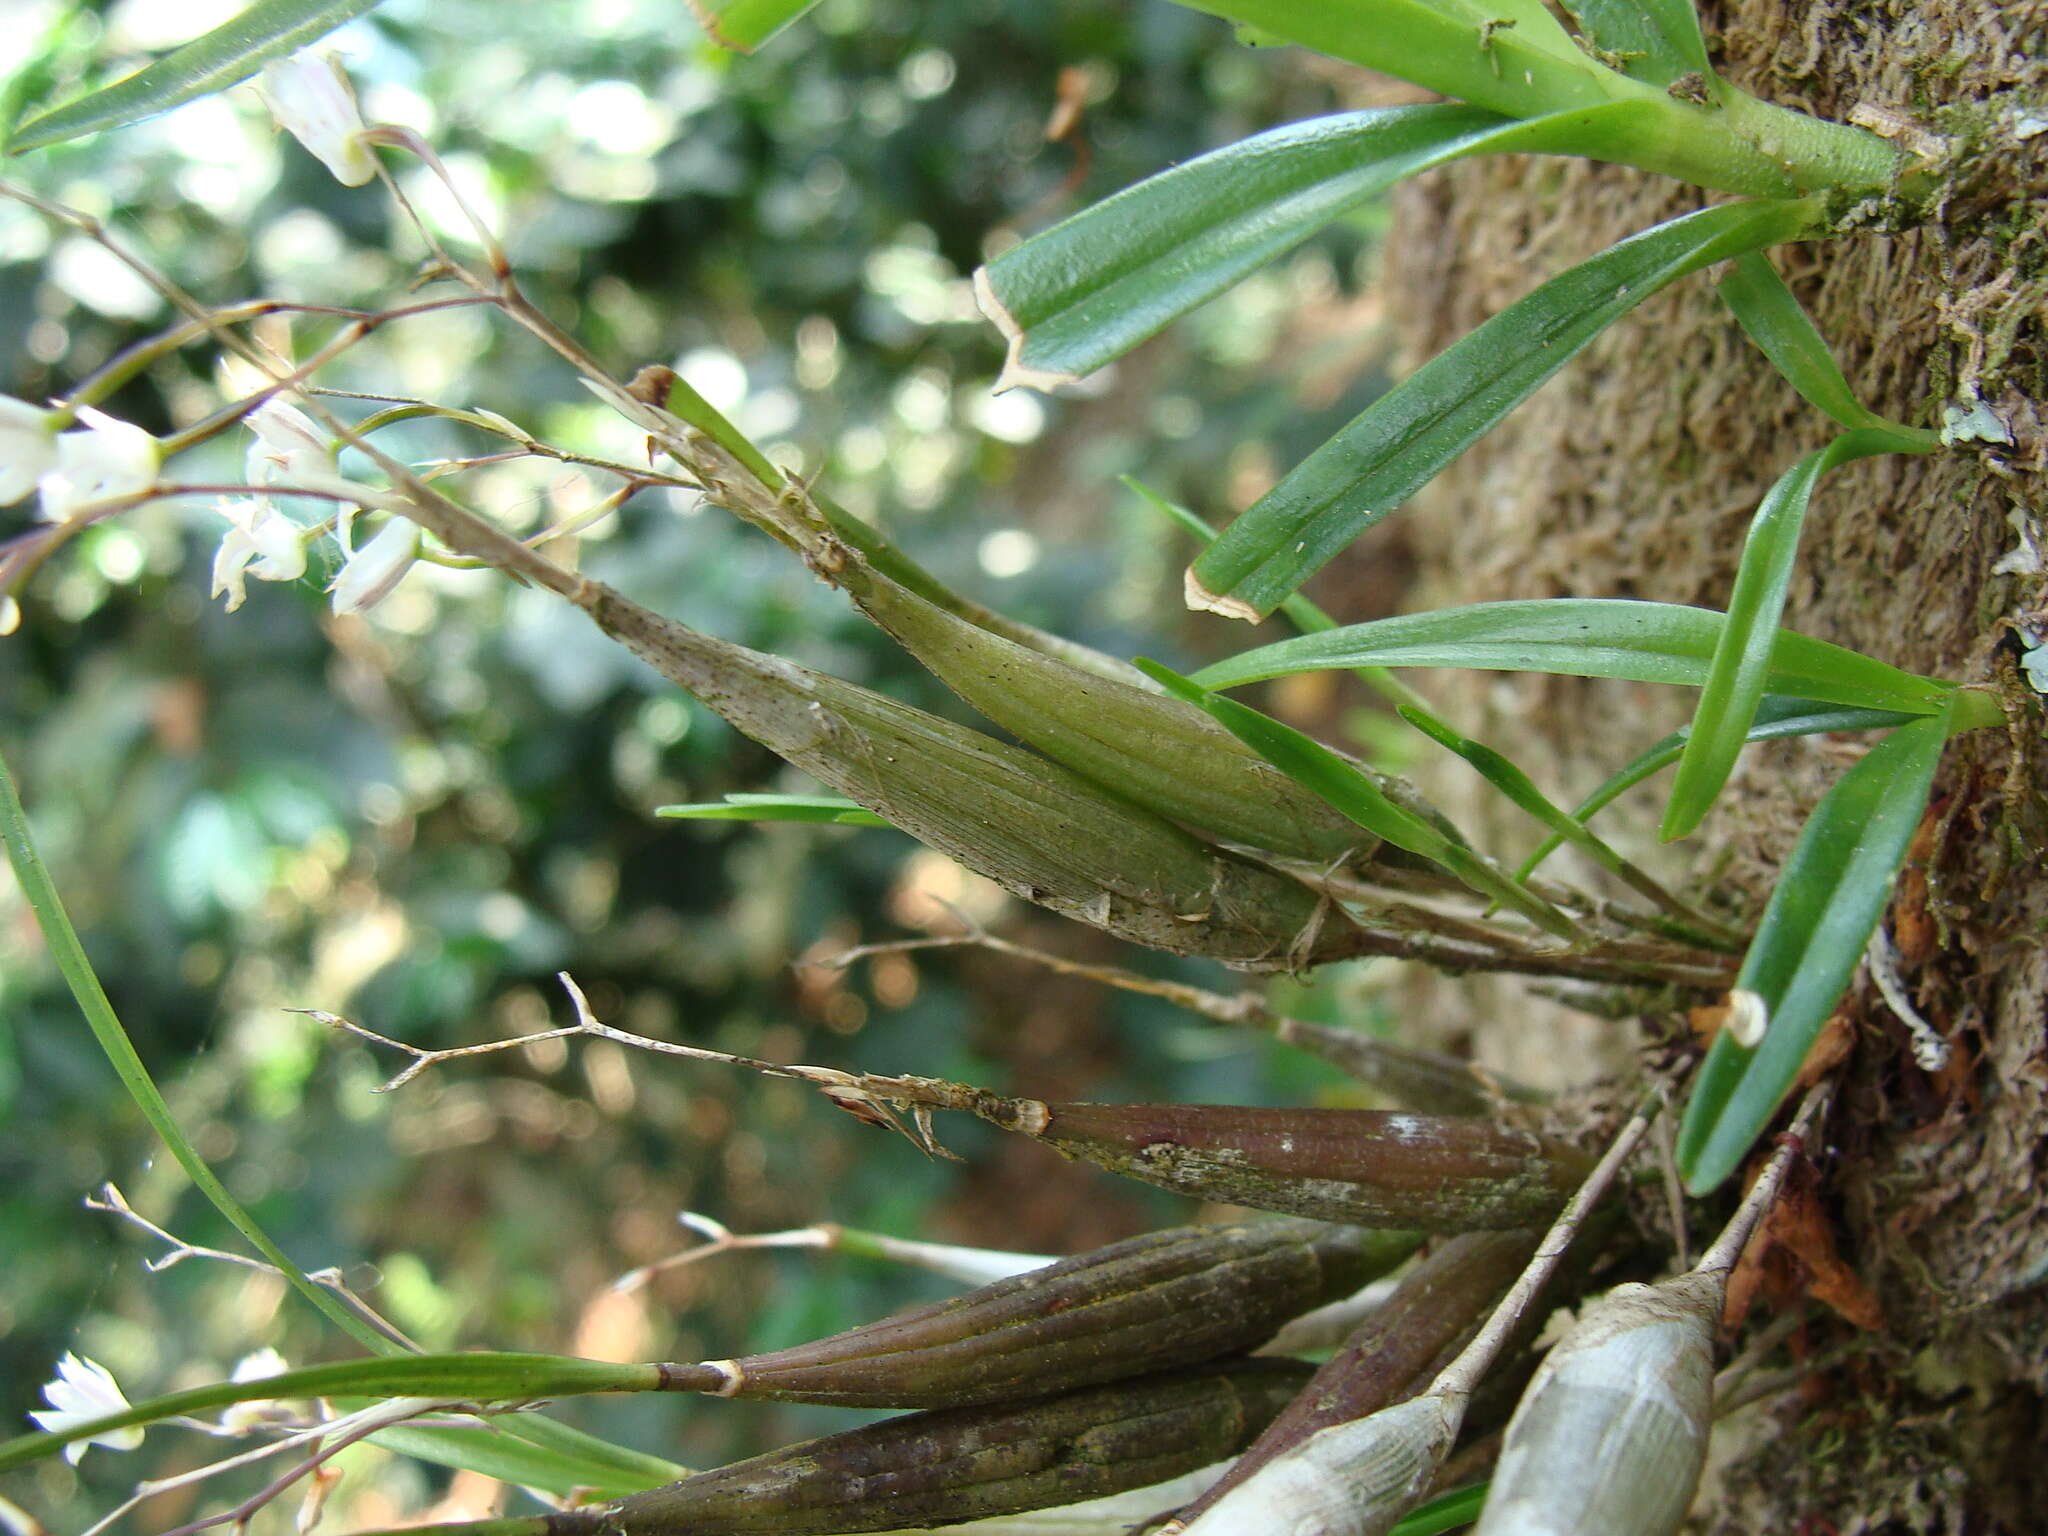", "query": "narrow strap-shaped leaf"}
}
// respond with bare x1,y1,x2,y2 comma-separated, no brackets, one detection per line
1560,0,1714,87
1660,429,1907,841
1716,252,1940,449
979,101,1666,389
365,1422,682,1500
1188,197,1818,620
686,0,824,52
1515,695,1921,879
7,0,384,153
1394,1483,1491,1536
1676,706,1952,1193
1134,659,1582,940
658,794,890,826
1188,598,1953,716
1120,474,1436,716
